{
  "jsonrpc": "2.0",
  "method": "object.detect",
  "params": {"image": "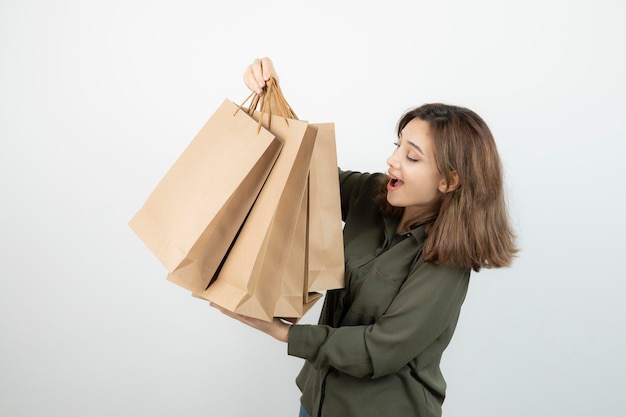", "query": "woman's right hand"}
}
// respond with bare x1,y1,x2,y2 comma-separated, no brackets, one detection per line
243,57,279,95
